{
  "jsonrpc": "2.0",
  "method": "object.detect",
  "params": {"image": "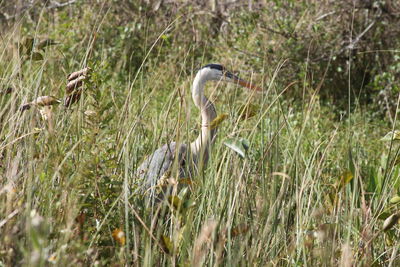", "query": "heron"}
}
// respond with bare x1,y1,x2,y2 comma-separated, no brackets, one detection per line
136,64,260,201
